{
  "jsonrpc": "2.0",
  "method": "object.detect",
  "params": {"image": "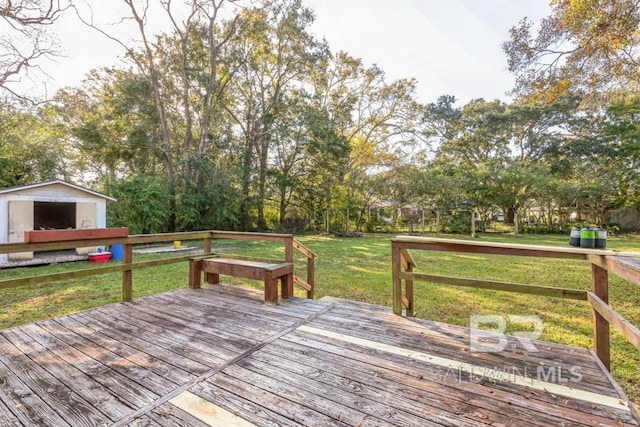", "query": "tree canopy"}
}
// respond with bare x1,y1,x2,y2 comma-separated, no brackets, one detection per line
1,0,639,234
